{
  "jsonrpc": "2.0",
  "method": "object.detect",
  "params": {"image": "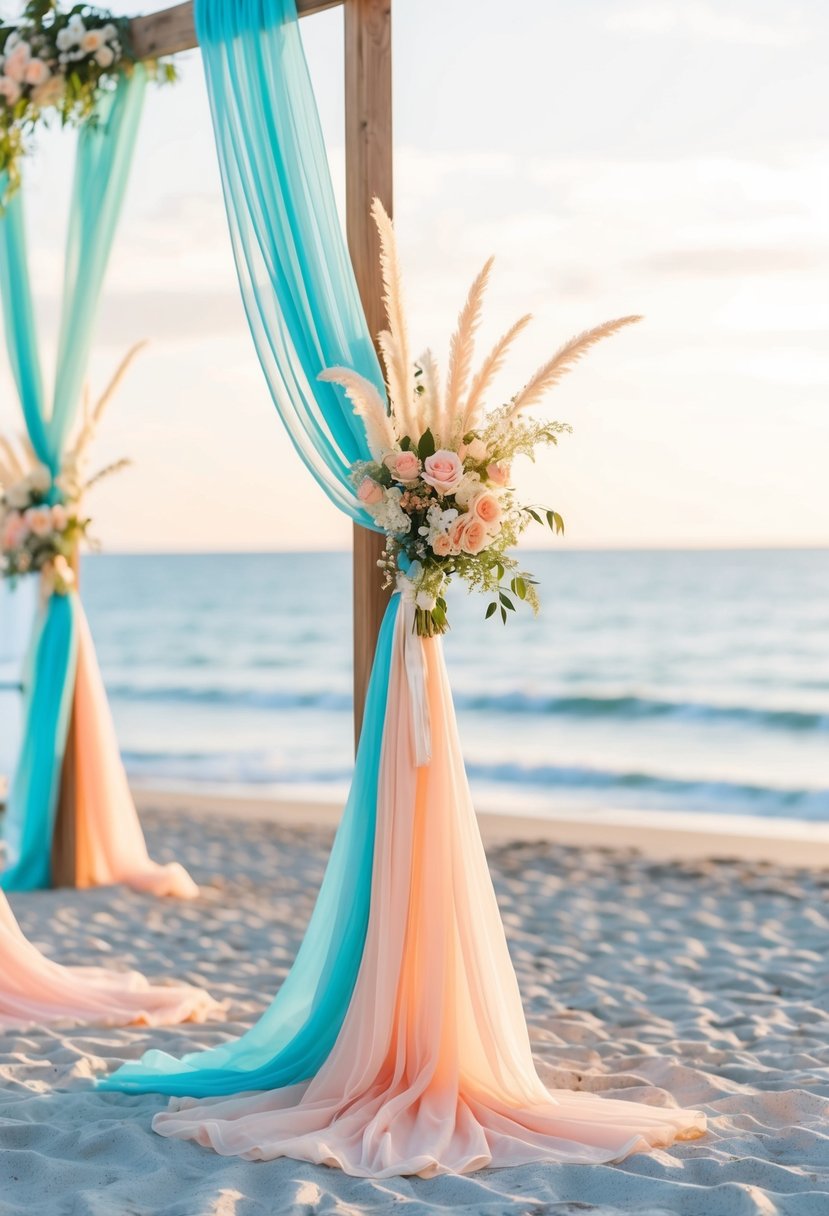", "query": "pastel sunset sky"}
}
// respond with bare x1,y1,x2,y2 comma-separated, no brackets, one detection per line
0,0,826,551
